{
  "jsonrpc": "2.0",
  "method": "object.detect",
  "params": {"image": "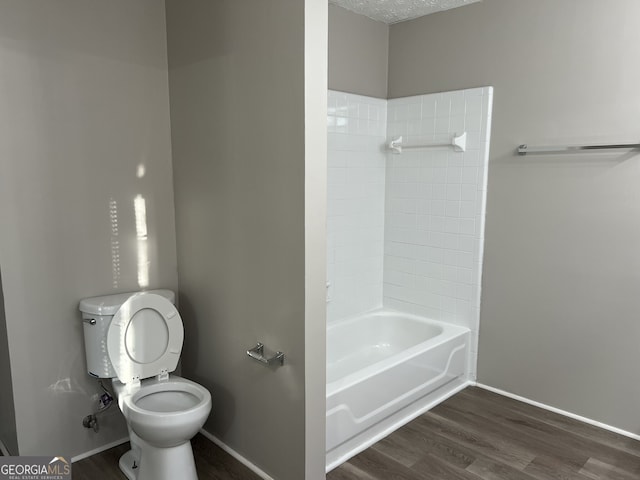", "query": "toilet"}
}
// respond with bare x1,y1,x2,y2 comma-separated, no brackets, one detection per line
79,290,211,480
